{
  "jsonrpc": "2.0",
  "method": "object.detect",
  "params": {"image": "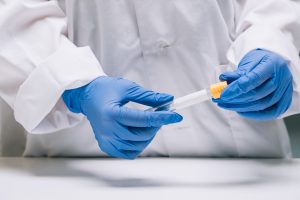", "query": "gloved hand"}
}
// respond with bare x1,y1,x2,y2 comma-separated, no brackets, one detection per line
62,76,182,159
213,49,293,120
